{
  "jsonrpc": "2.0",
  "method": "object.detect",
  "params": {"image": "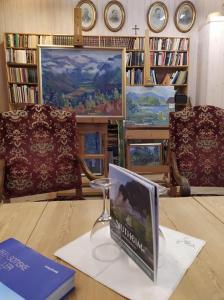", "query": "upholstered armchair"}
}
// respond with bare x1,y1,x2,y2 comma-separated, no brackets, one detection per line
0,104,96,202
169,105,224,196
